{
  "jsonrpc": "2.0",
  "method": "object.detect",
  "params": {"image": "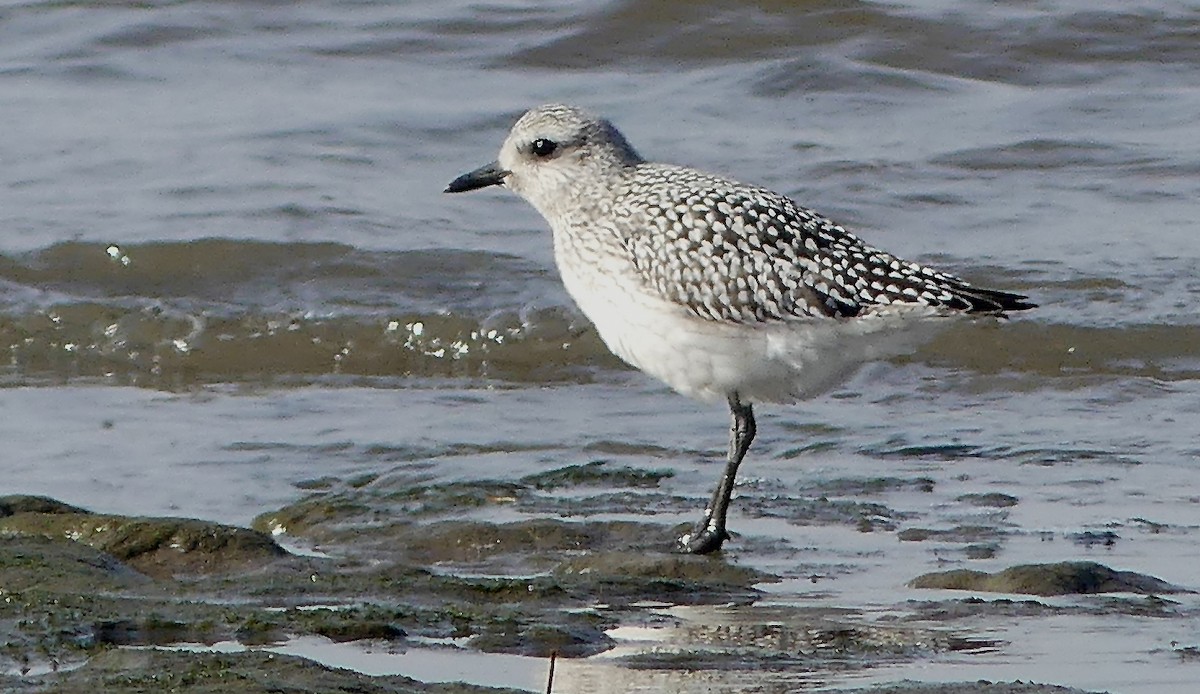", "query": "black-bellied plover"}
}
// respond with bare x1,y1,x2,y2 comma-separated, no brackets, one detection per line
446,104,1034,554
